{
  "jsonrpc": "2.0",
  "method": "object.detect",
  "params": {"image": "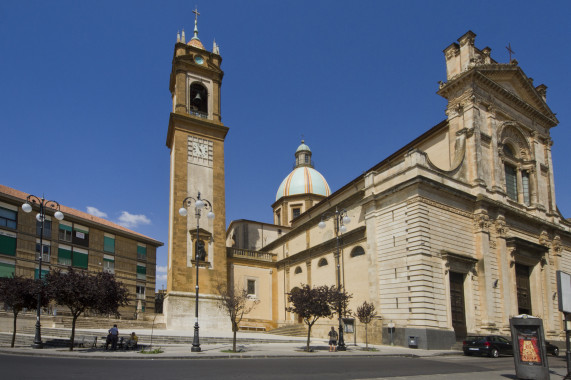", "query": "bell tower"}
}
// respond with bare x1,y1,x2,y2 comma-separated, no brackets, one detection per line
164,10,229,330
